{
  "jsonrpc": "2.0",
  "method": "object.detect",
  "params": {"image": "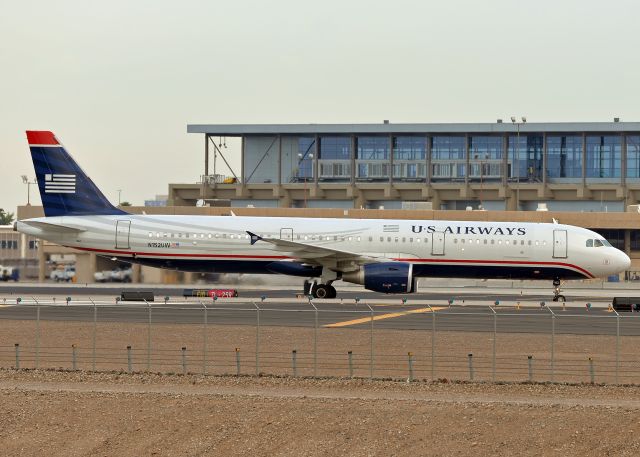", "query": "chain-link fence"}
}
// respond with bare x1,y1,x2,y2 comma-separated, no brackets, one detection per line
1,298,639,384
